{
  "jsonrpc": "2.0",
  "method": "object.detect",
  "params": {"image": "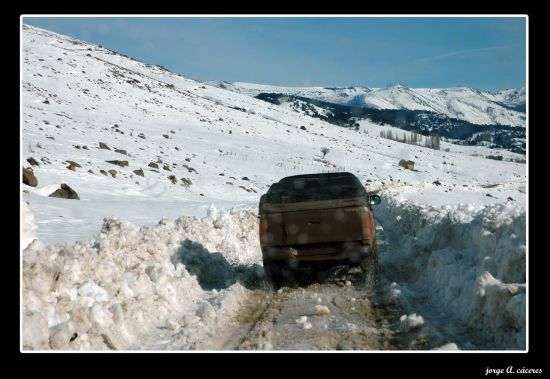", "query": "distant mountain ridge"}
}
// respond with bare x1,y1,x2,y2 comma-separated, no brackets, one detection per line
254,93,525,154
209,81,526,128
